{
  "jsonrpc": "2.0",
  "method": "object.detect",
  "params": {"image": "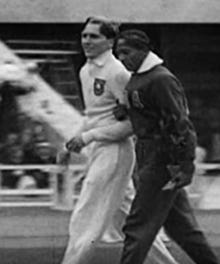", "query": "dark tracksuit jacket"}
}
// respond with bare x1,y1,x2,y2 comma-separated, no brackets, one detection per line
121,52,218,264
